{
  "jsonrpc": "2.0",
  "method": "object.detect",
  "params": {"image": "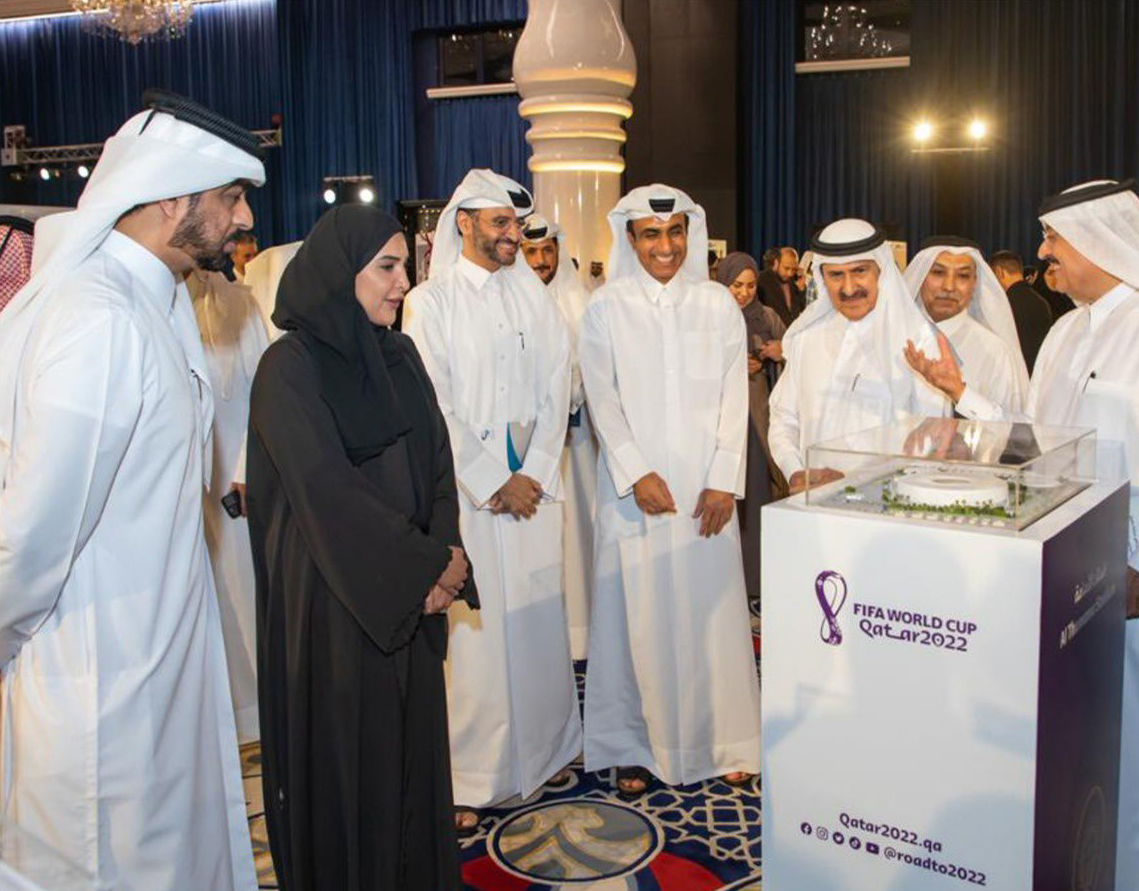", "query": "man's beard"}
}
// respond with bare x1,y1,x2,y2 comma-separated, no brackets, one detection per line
170,205,233,272
474,228,517,266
